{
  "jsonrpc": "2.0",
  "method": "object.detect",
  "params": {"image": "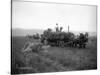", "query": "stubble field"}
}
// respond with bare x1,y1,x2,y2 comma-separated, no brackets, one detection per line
11,36,97,74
